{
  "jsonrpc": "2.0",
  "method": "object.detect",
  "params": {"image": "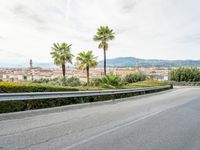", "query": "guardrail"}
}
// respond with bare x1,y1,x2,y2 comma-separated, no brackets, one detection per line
0,85,172,102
